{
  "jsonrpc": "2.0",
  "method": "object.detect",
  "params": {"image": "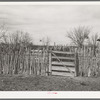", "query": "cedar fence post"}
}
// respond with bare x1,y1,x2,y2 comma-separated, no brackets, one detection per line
48,50,52,76
75,51,79,76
